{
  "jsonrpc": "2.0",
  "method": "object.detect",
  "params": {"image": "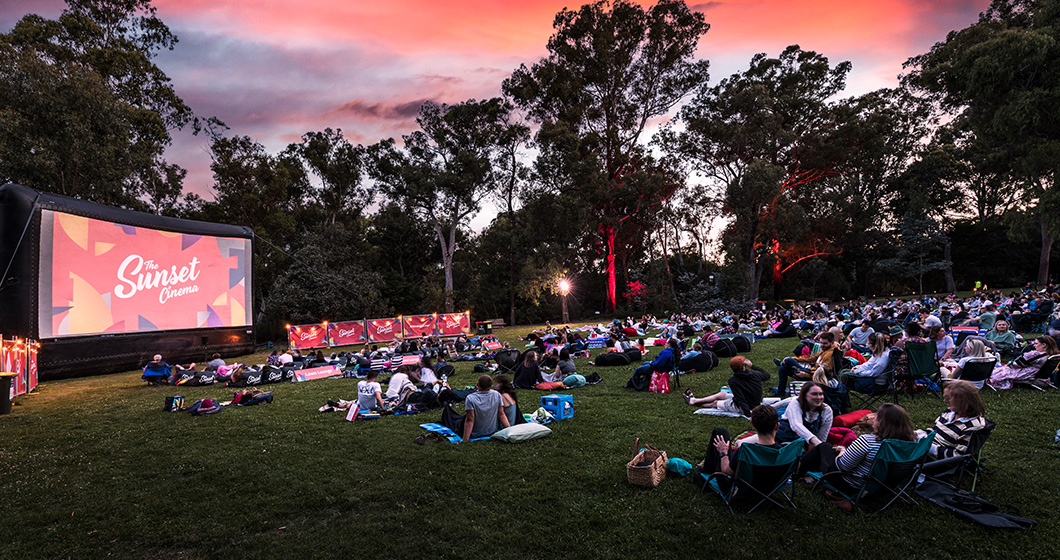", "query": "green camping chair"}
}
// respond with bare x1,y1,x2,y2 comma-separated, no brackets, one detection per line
901,341,941,399
701,438,806,514
811,432,935,513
